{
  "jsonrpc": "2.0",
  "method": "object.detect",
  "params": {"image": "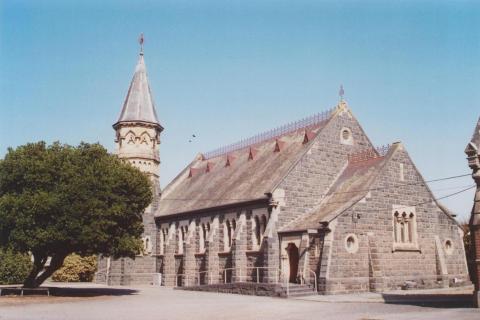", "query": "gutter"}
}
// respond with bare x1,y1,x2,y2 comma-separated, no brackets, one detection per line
155,197,270,222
